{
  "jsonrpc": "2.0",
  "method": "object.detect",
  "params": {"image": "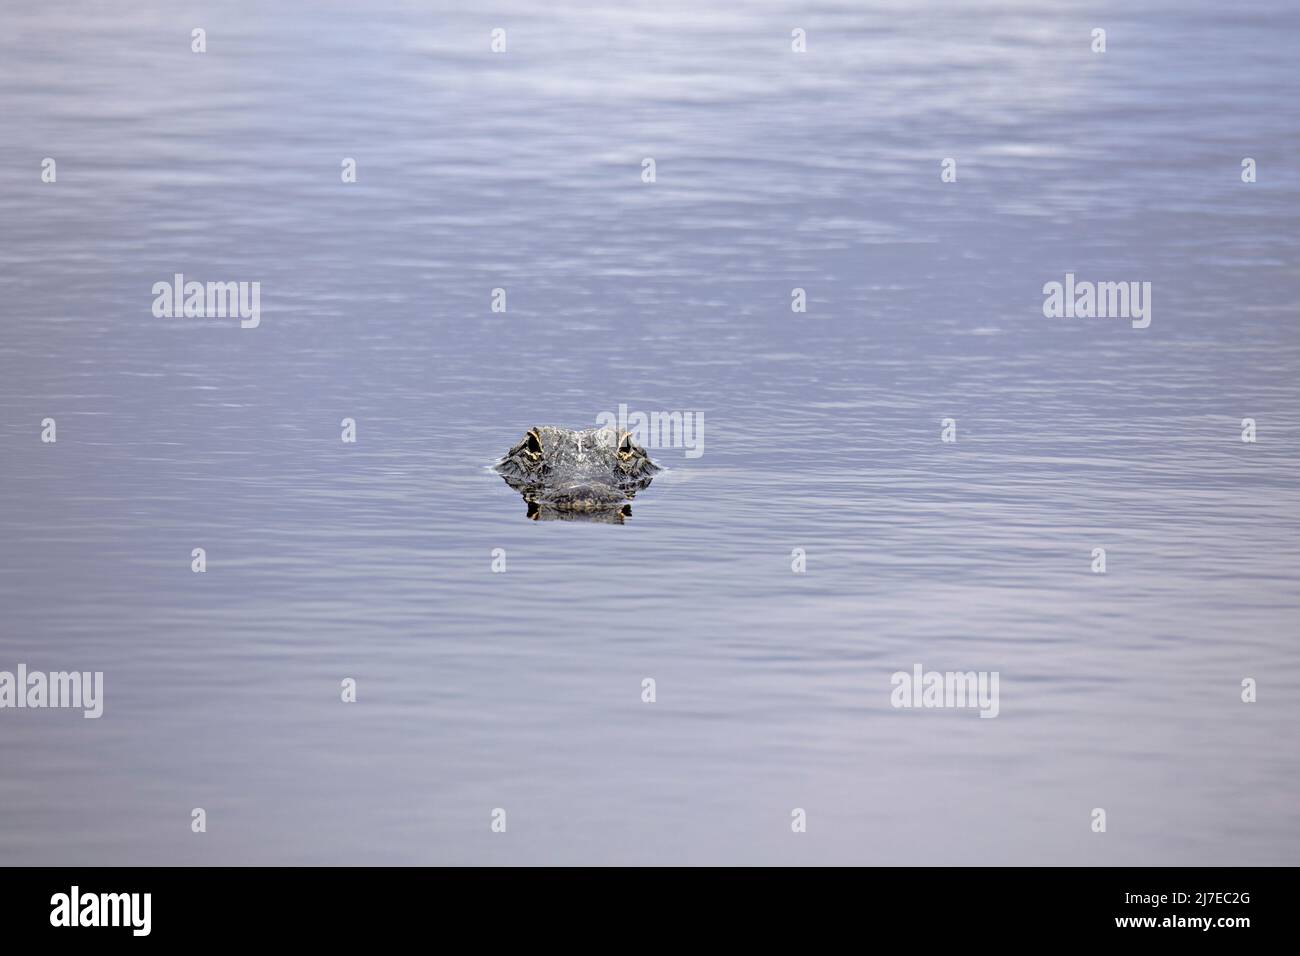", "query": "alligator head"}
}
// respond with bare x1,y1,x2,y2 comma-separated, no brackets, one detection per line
493,425,660,522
